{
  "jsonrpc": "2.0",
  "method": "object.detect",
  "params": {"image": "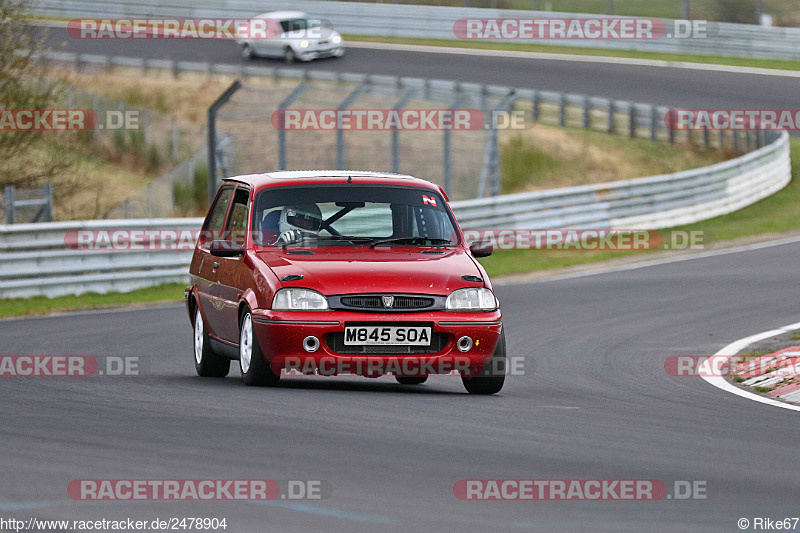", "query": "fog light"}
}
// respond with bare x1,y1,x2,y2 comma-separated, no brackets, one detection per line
457,336,473,353
303,336,320,353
